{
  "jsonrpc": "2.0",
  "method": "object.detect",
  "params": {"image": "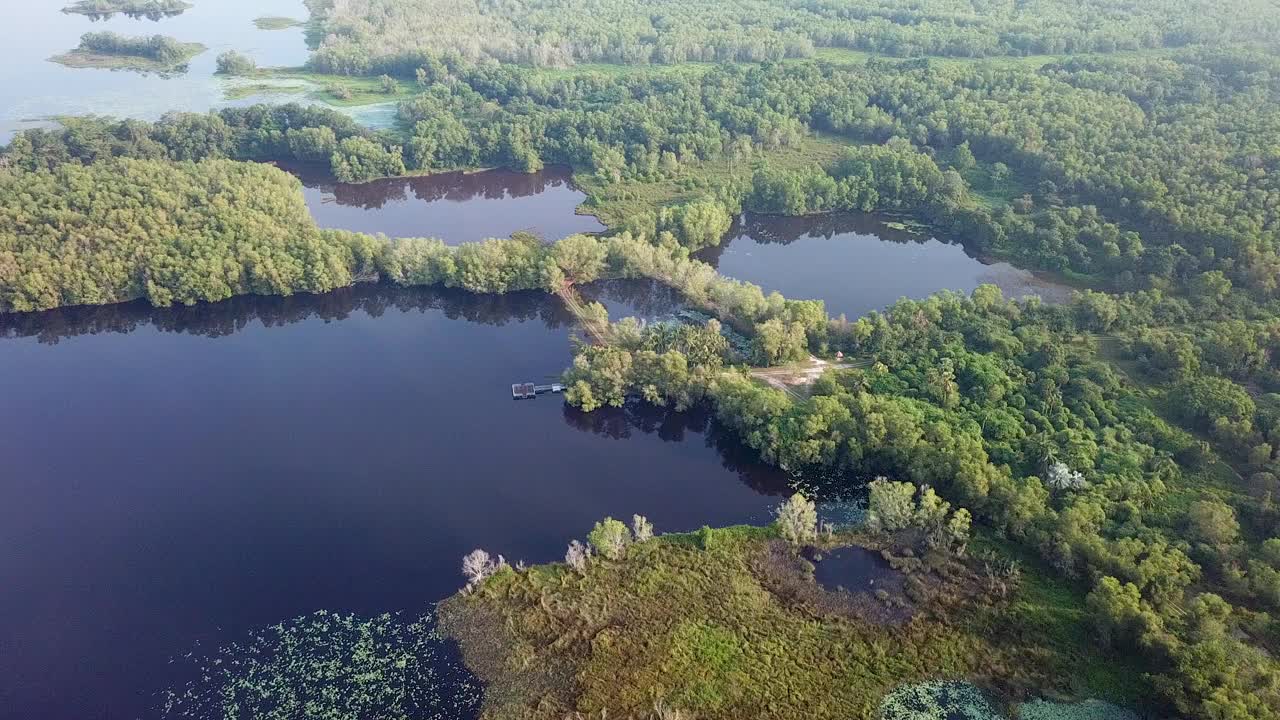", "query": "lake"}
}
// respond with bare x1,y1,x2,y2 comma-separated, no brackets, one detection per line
697,212,1073,319
0,0,311,143
285,164,606,243
0,281,791,719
